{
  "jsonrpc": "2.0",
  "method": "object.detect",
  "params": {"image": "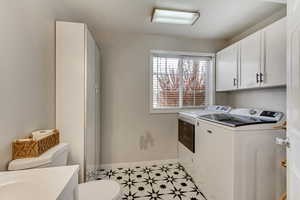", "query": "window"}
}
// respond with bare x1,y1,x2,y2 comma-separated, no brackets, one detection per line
150,51,214,113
